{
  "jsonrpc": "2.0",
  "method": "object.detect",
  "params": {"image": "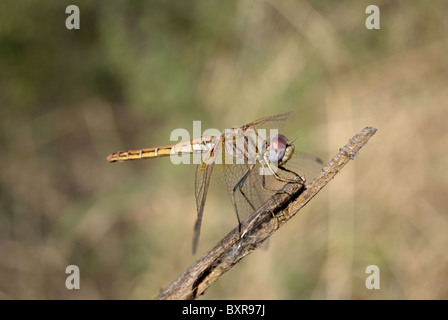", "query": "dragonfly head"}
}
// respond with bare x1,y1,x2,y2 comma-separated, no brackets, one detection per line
267,134,295,166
